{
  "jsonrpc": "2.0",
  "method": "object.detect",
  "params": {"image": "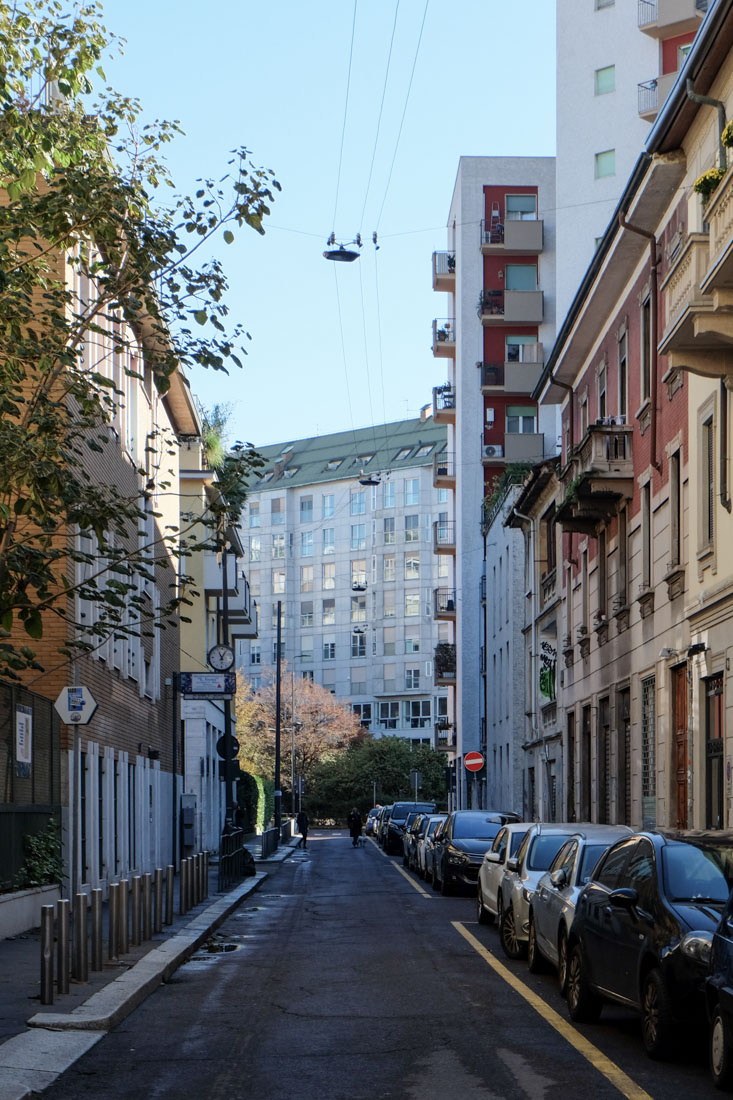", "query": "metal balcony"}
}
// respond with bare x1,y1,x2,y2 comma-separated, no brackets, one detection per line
433,384,456,423
434,722,456,751
638,72,676,120
557,423,634,534
478,289,544,325
434,642,456,686
433,452,455,488
480,218,543,255
432,251,456,292
433,520,456,555
432,318,456,357
638,0,707,36
434,588,457,619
